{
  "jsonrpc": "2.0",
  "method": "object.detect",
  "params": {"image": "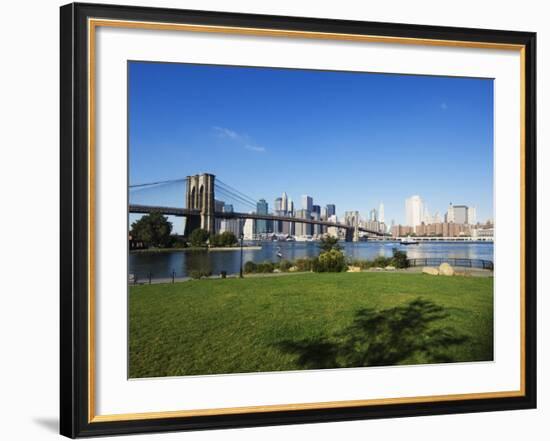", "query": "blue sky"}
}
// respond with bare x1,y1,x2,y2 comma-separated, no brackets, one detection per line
129,61,493,226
